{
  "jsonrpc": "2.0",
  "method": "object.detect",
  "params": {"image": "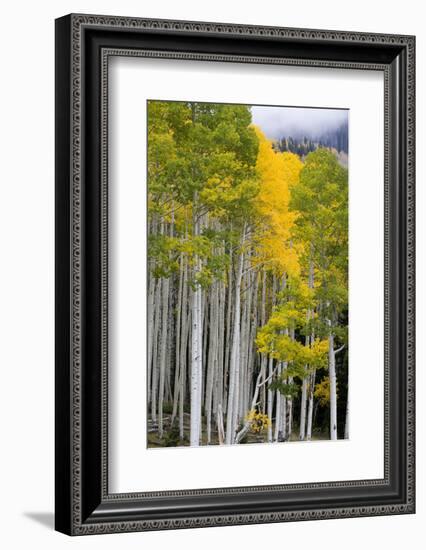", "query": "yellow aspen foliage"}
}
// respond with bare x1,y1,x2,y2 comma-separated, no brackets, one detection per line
245,409,271,433
314,377,339,407
252,126,303,277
